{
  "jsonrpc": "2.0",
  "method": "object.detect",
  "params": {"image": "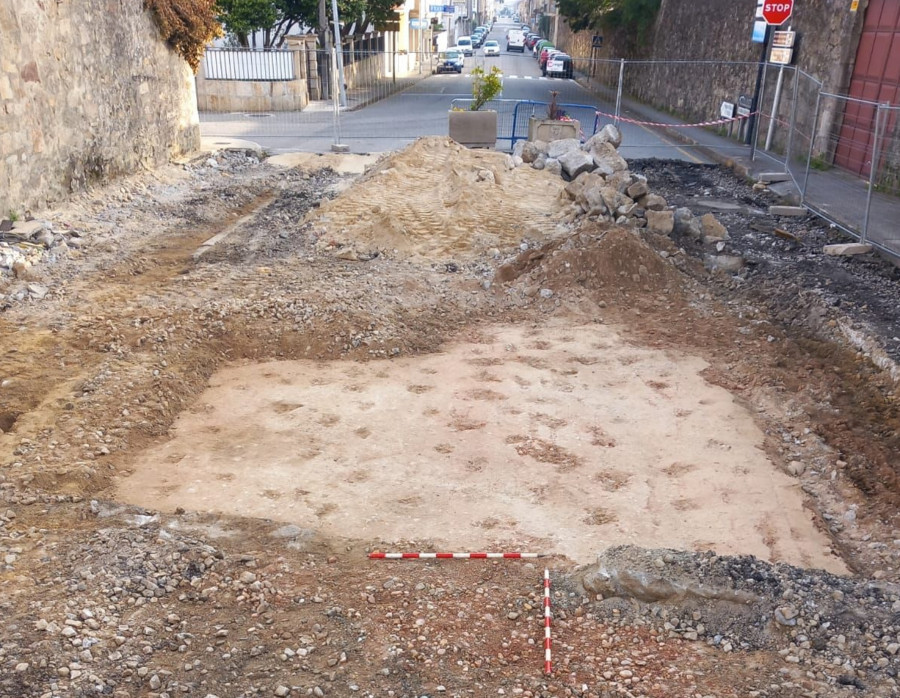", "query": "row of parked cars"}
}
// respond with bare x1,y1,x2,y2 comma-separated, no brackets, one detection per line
435,24,499,74
522,32,574,79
